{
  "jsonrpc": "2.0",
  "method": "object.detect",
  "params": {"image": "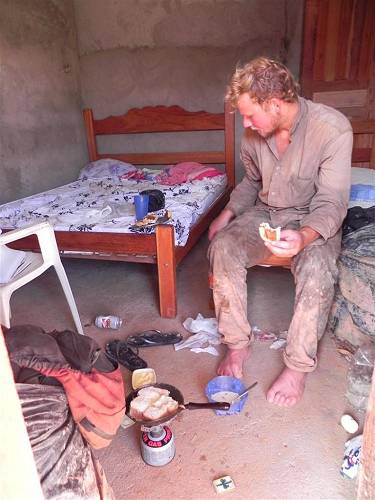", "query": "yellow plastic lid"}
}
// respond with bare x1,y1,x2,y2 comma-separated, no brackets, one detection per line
132,368,156,390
